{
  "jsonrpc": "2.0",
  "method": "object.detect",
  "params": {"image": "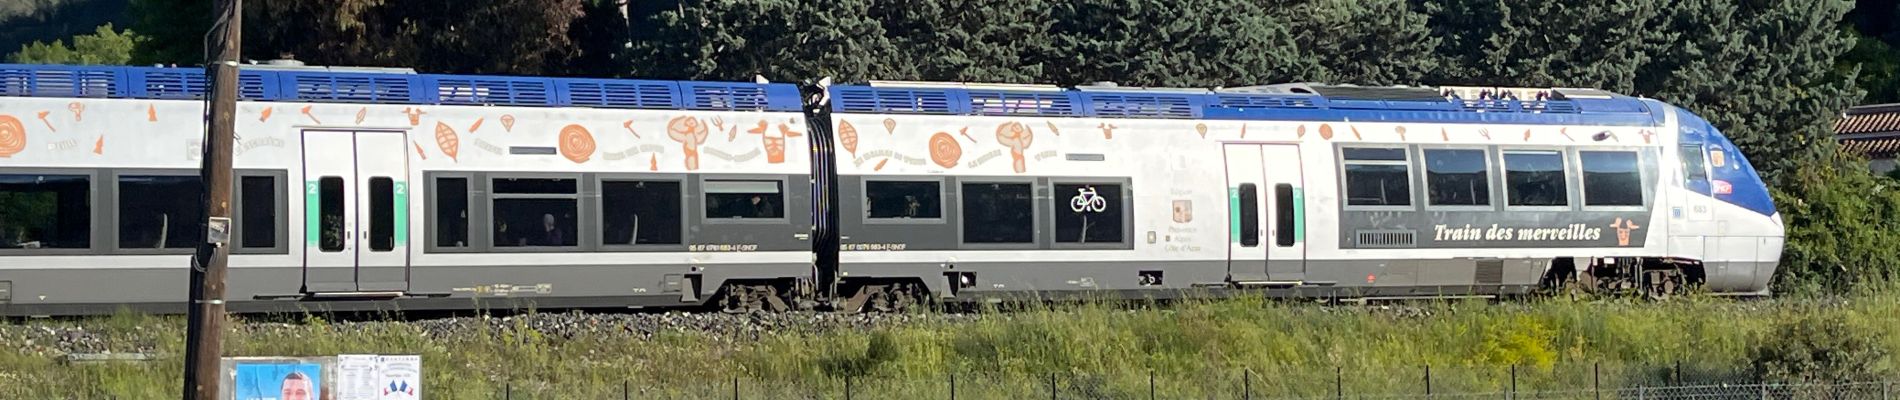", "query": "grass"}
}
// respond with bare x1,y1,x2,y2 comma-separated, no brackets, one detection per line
3,291,1899,399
